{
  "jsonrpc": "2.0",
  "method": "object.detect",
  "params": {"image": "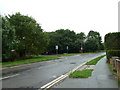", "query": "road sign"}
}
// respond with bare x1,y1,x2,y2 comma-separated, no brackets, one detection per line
56,45,58,50
81,47,83,50
67,46,68,50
